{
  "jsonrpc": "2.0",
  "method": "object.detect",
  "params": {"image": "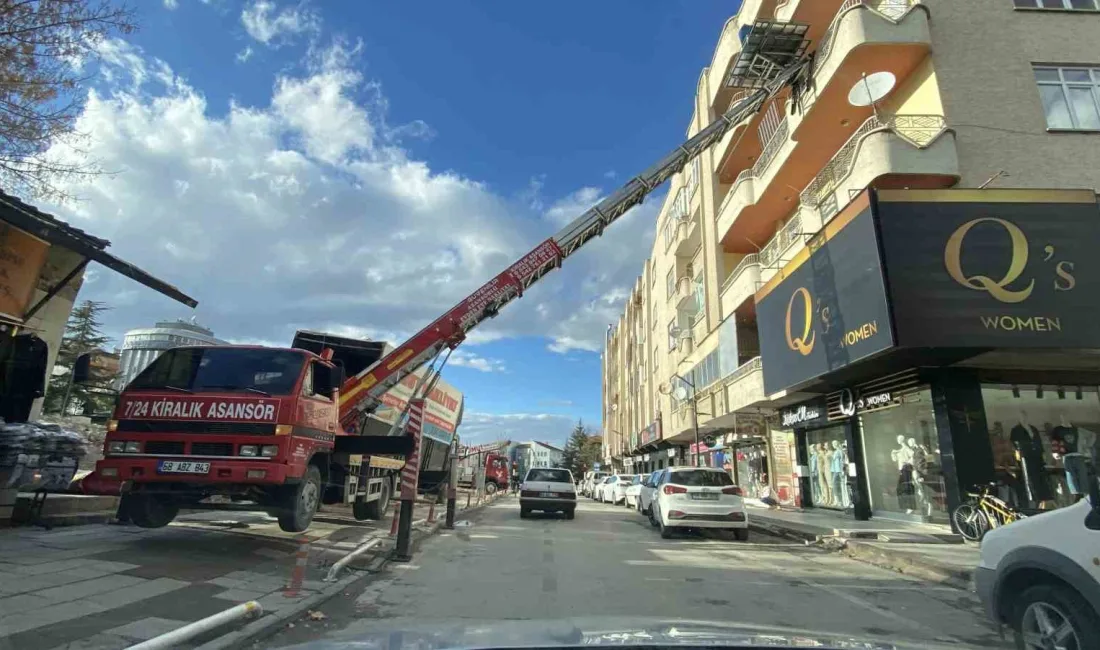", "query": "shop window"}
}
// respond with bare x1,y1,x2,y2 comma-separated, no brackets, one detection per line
805,424,850,511
980,384,1100,511
858,389,947,523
